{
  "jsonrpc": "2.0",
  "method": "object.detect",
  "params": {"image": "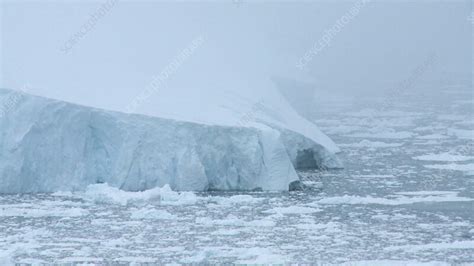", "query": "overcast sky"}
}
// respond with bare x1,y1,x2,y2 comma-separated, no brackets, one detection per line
0,0,471,111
